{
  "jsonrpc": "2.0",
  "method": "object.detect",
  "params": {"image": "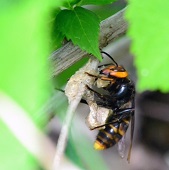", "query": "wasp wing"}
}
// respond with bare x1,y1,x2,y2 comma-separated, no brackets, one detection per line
118,135,126,159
